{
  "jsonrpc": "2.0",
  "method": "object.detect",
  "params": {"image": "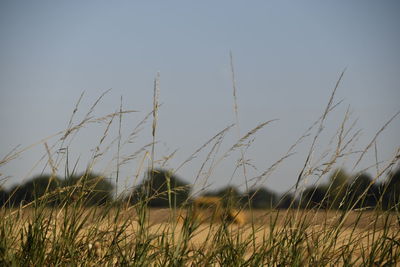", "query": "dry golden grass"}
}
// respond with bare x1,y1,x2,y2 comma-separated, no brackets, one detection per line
4,207,398,266
1,67,399,265
6,207,396,230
